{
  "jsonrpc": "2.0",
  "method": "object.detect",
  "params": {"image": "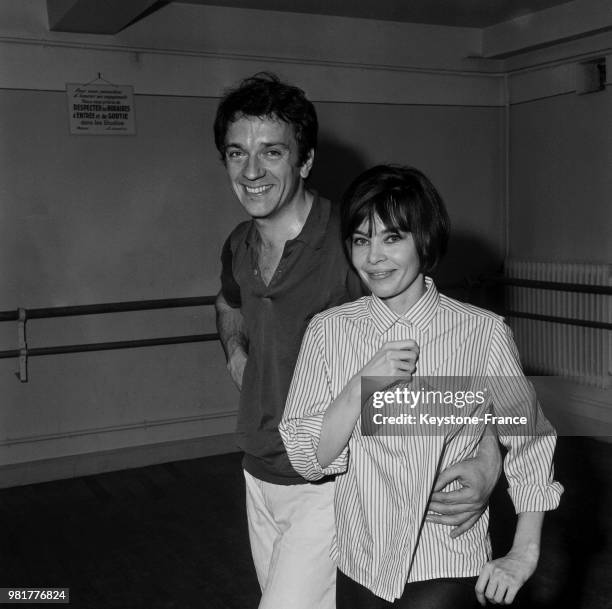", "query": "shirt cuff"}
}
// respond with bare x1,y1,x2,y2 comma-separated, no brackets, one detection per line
280,413,349,481
508,481,564,513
